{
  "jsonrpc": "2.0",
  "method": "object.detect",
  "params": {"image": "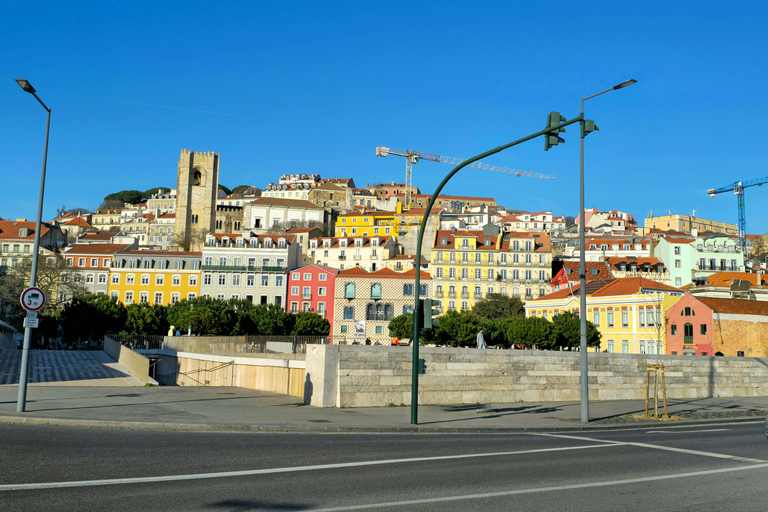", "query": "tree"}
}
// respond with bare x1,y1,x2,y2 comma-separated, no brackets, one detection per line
751,236,767,258
124,303,169,335
59,294,127,342
0,255,88,327
173,228,210,251
506,316,553,349
423,310,495,347
97,199,125,212
231,185,261,196
104,190,145,205
291,312,330,336
471,293,525,321
144,187,171,198
388,313,414,340
251,304,295,335
218,184,232,196
550,311,601,350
